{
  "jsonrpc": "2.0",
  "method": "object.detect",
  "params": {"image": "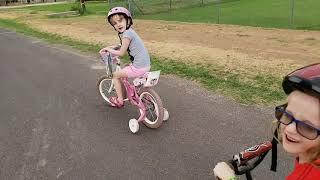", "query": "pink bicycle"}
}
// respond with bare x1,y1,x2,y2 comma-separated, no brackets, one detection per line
97,53,169,133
